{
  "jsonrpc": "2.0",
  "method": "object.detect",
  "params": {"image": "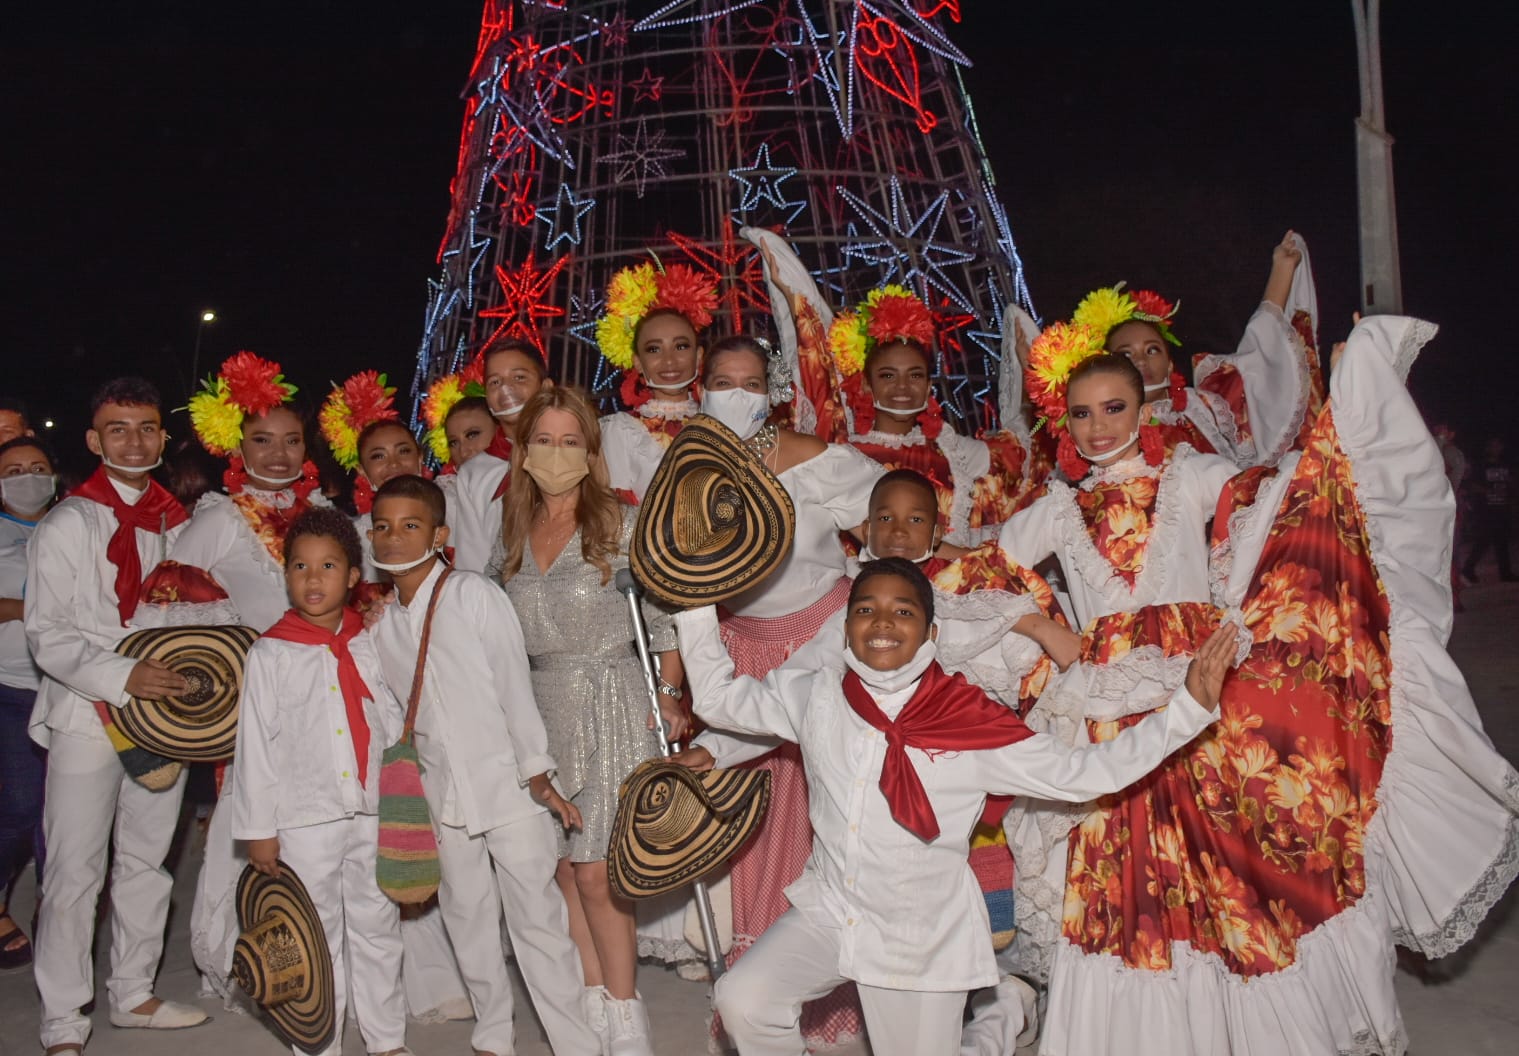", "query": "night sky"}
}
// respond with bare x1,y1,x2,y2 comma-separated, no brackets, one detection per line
5,2,1512,472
